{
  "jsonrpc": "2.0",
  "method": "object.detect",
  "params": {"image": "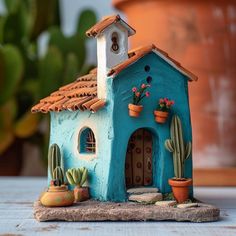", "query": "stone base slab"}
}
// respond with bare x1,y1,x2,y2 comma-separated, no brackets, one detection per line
34,200,220,223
